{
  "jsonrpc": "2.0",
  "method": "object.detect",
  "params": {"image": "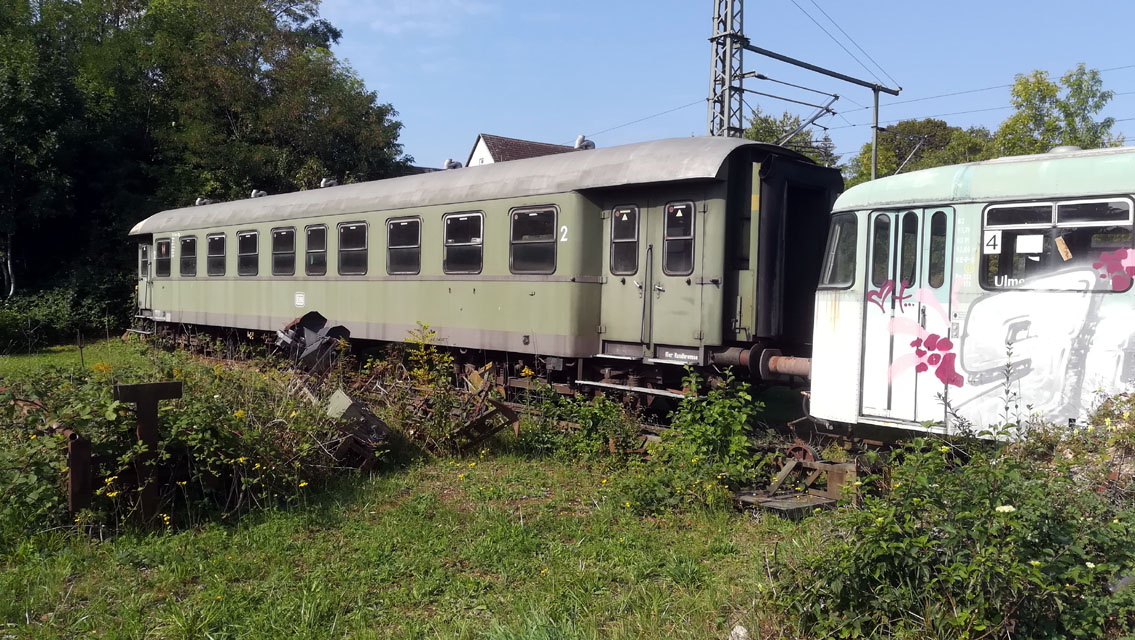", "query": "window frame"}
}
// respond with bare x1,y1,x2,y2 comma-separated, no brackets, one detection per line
305,225,327,276
206,233,226,277
817,213,857,290
662,200,696,277
154,238,171,277
509,205,558,275
980,196,1135,293
237,230,259,277
927,210,948,289
869,214,891,288
179,235,197,277
271,226,296,277
386,216,421,275
609,204,639,276
442,211,485,275
337,221,368,276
